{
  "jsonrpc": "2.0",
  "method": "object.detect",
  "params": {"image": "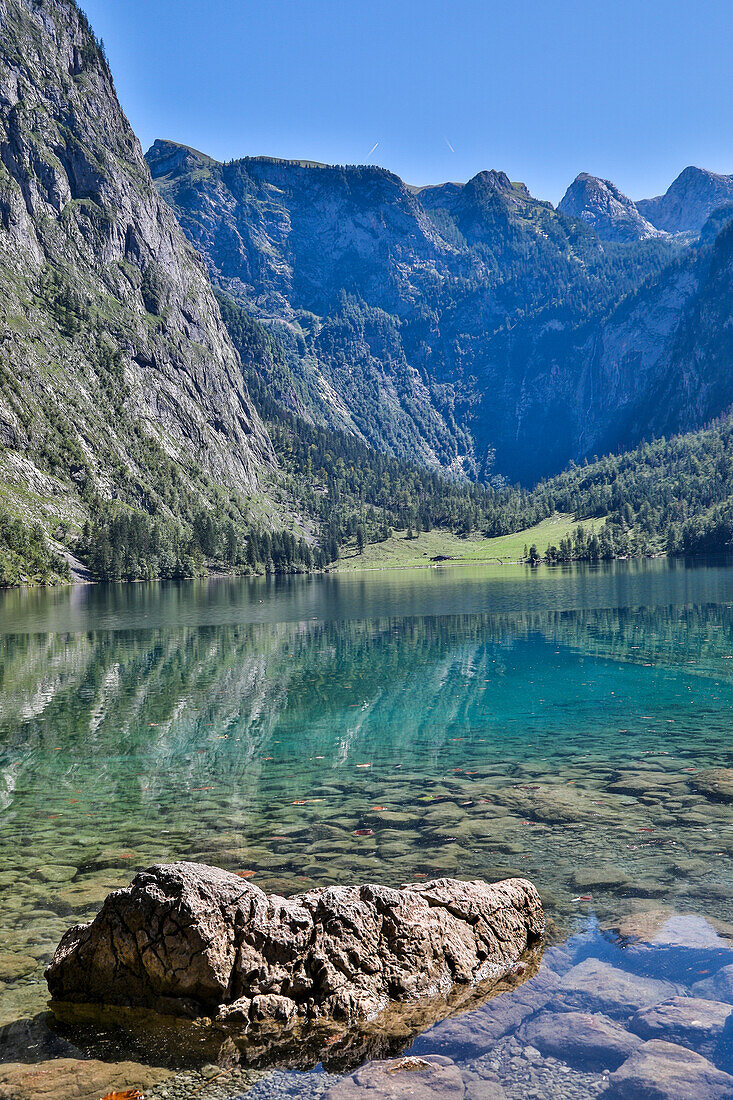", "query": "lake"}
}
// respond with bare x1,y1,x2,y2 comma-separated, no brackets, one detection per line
0,558,732,1098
